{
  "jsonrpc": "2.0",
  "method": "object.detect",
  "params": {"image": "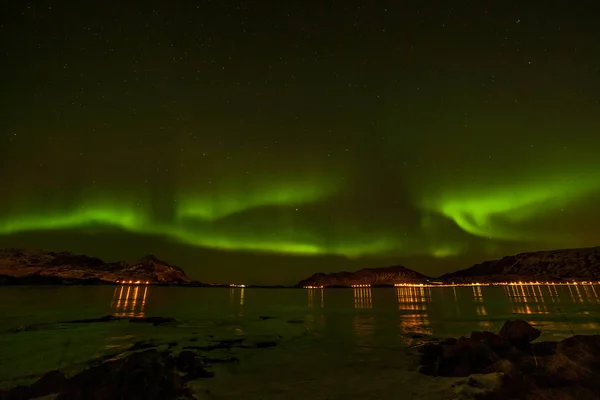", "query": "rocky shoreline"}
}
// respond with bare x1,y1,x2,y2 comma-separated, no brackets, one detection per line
3,315,599,399
417,319,600,399
0,315,281,400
